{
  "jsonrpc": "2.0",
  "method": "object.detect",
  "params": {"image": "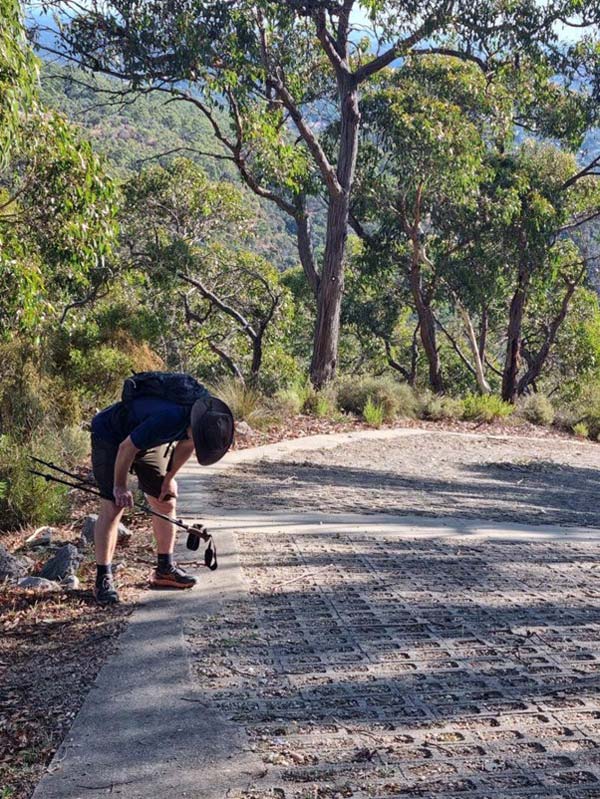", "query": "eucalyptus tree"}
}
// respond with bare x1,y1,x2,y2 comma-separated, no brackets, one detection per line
121,158,289,382
479,143,600,402
0,0,37,161
0,2,117,336
352,59,600,398
34,0,600,386
351,57,511,392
